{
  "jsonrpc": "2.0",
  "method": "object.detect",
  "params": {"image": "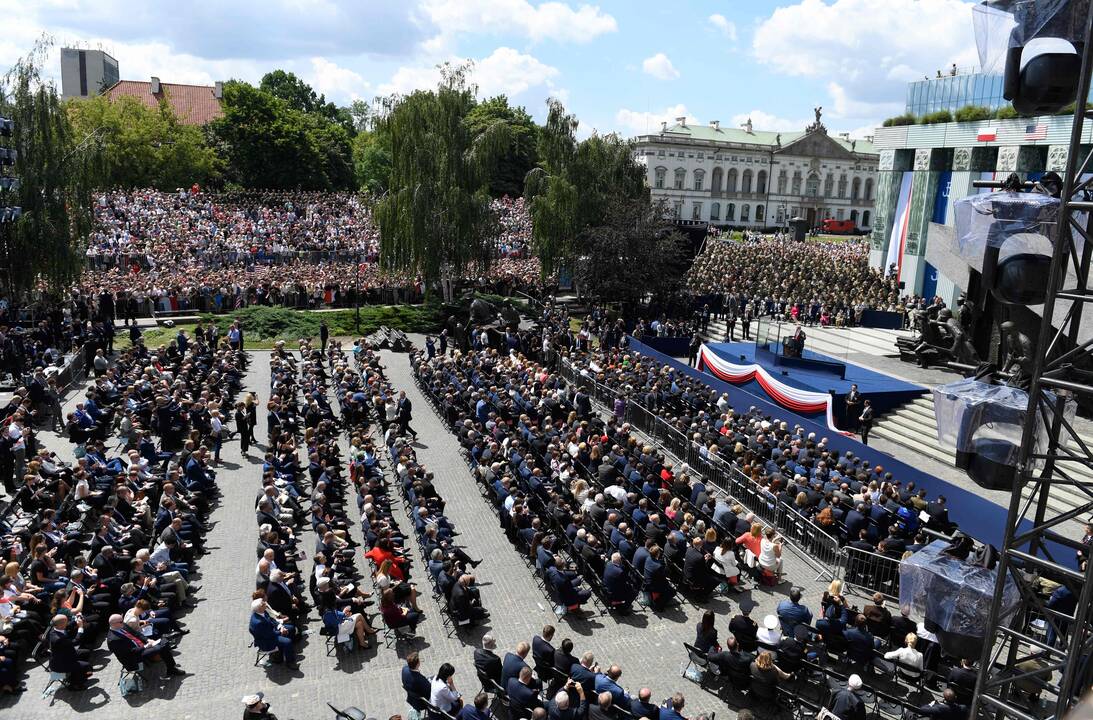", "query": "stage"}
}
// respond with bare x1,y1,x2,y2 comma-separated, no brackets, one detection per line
698,341,927,428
